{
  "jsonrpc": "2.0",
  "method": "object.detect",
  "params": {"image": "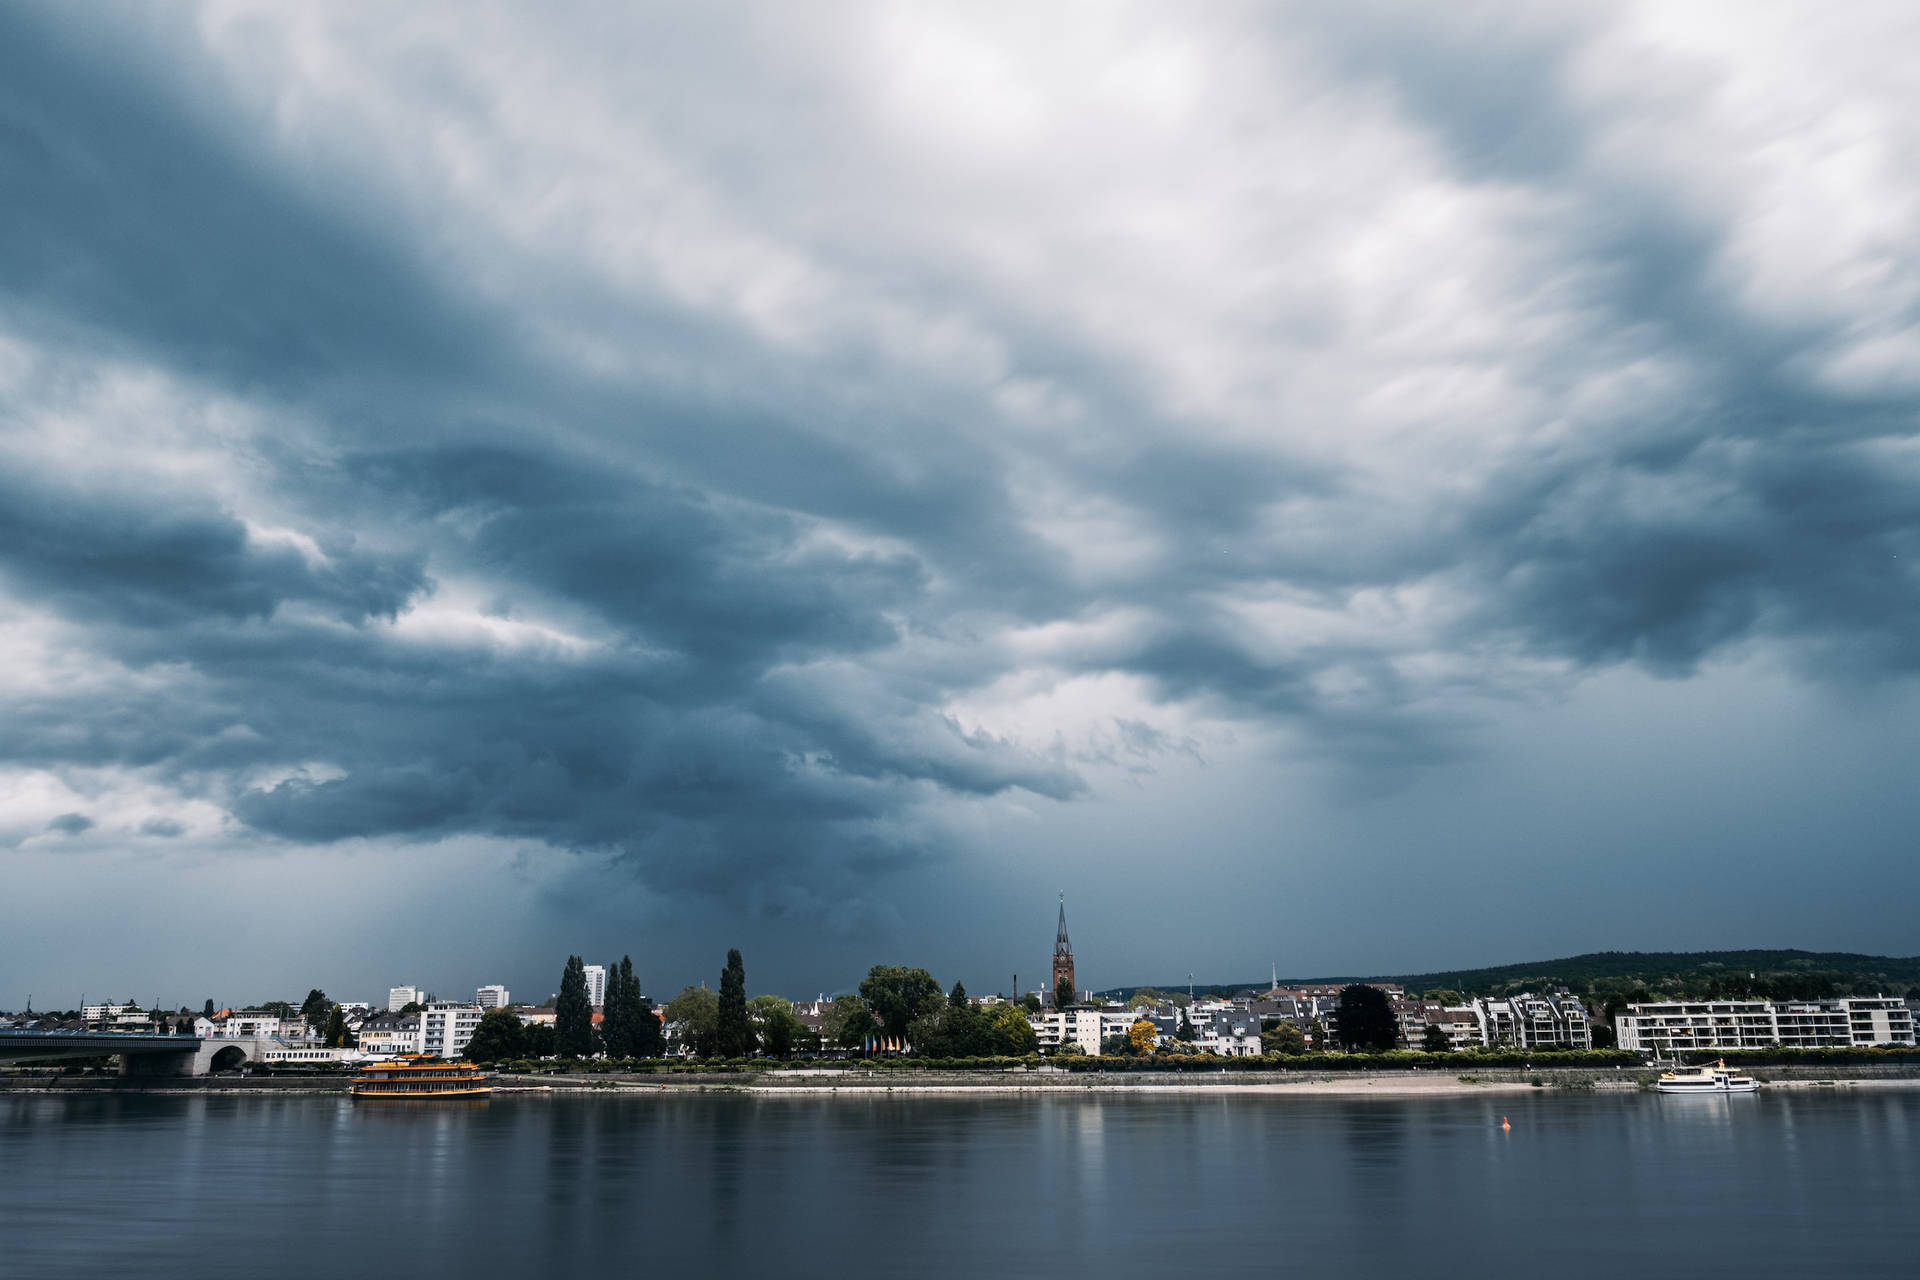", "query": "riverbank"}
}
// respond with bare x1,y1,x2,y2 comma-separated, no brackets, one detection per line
9,1064,1920,1096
